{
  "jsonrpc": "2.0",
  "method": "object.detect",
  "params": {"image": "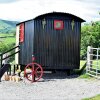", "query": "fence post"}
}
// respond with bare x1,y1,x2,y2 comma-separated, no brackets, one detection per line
0,54,3,68
13,65,15,75
87,46,93,72
96,48,99,76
